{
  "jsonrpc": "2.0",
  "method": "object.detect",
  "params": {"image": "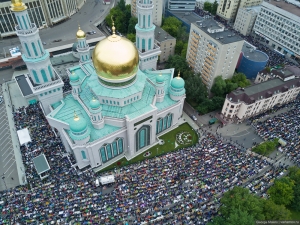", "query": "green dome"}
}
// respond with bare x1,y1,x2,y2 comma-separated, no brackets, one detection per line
69,113,87,133
156,74,164,83
70,72,79,82
89,98,101,109
171,76,185,89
